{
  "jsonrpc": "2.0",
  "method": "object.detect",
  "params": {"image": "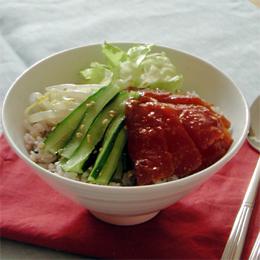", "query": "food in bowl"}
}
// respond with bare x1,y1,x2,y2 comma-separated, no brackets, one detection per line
24,43,233,186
